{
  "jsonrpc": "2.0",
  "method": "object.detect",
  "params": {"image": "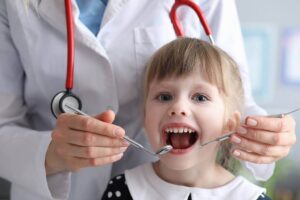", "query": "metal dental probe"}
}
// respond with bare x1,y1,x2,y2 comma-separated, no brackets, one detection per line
64,104,173,157
200,107,300,147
